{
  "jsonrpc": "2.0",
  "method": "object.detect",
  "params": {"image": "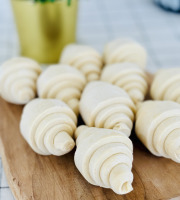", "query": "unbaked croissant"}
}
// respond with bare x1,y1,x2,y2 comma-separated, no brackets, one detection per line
74,126,133,195
60,44,103,82
0,57,41,104
80,81,135,137
135,100,180,163
101,62,148,103
20,98,77,156
37,64,86,115
103,38,147,68
151,68,180,103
